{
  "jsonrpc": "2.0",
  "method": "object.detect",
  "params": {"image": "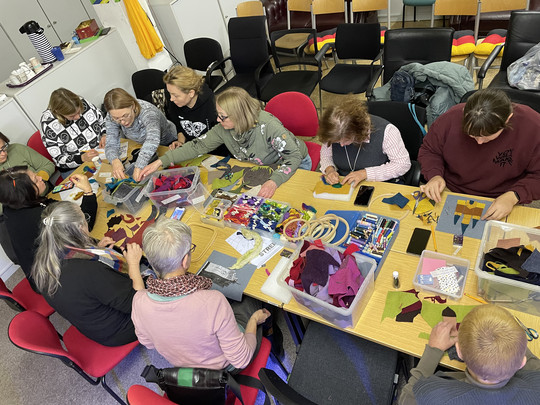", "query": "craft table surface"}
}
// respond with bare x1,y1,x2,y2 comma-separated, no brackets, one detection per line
50,140,540,371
